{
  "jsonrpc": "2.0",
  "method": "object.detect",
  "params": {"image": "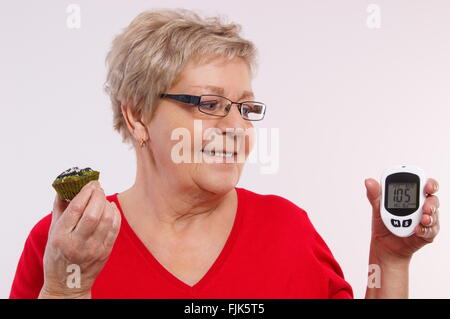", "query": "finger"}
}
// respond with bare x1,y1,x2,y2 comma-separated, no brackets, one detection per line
421,205,439,225
110,201,122,234
58,180,100,232
103,202,122,250
73,187,107,238
414,223,439,241
88,202,122,258
422,195,439,216
425,178,439,195
51,193,69,226
420,214,435,227
365,178,381,213
89,202,117,245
